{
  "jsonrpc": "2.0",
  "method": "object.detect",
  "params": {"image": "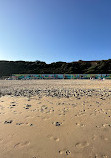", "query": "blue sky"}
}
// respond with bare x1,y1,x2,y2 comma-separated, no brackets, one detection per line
0,0,111,63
